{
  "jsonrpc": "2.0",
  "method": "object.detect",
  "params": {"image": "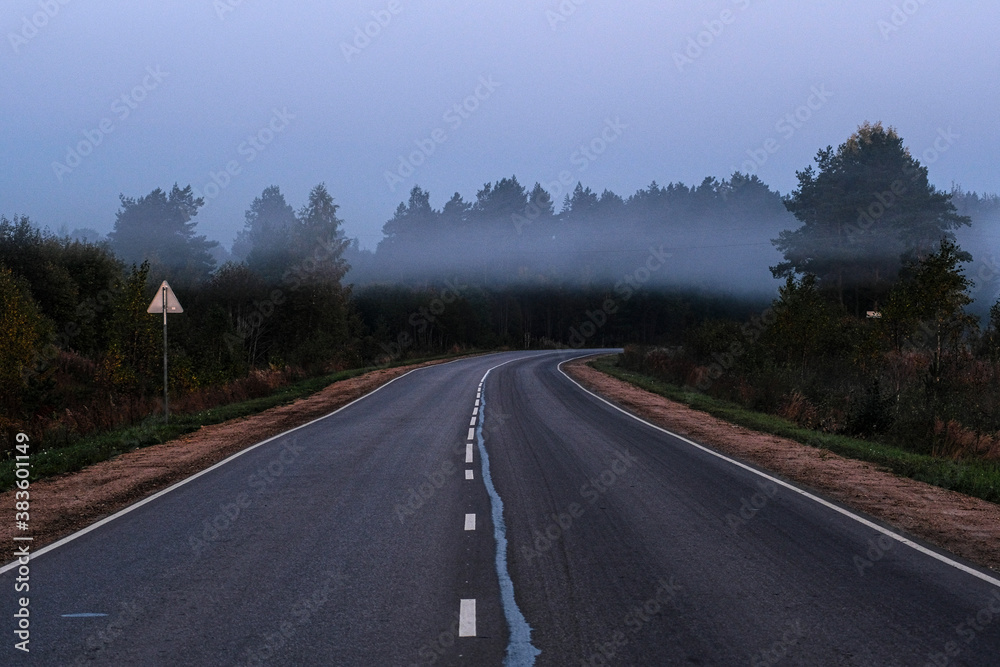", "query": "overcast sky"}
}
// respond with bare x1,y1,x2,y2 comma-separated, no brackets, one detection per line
3,1,996,250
